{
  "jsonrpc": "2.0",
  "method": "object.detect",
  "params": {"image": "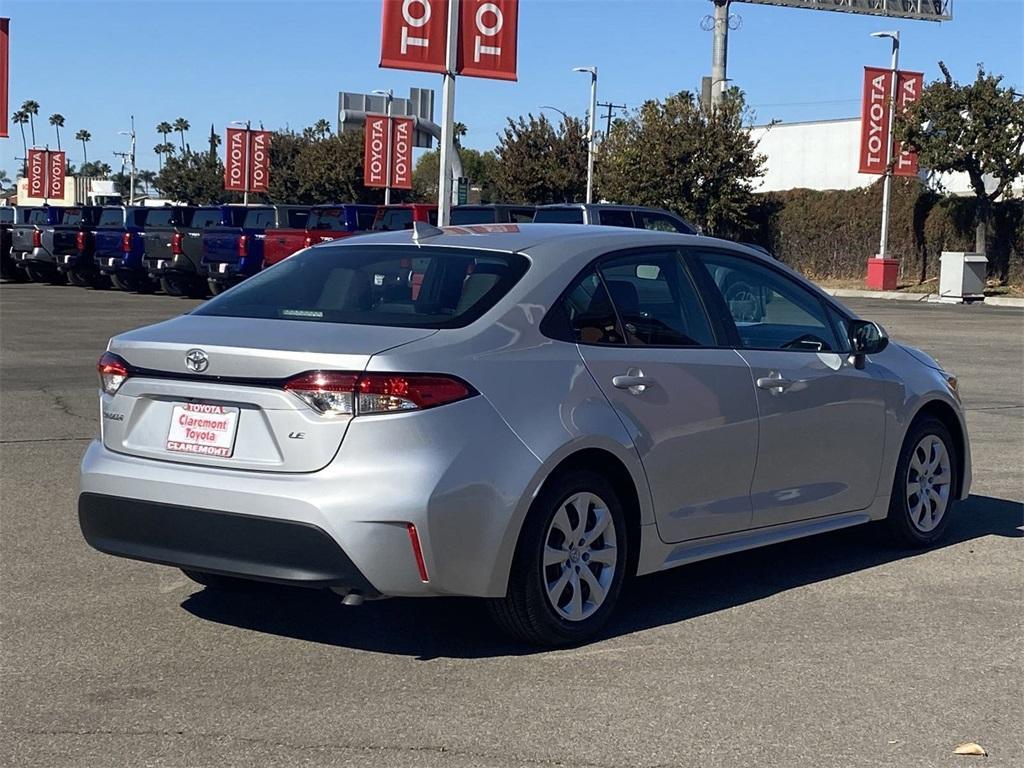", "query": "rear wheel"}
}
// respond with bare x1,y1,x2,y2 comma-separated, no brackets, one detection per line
67,270,89,287
884,416,958,548
488,470,627,646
